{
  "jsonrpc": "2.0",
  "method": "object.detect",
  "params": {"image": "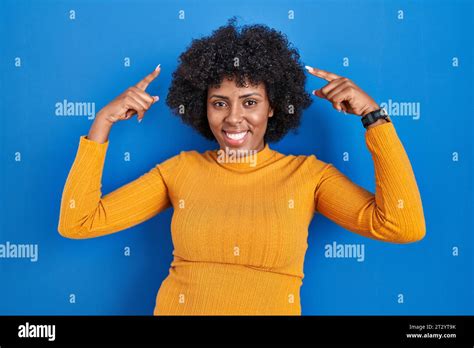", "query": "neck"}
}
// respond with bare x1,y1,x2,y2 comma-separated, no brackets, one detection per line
219,140,266,153
212,141,275,171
